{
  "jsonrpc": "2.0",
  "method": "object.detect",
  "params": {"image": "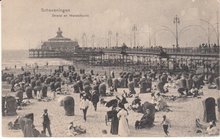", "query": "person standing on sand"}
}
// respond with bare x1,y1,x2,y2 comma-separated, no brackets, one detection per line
41,109,52,137
161,115,171,136
110,107,119,135
117,105,130,137
80,94,90,121
91,90,99,111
